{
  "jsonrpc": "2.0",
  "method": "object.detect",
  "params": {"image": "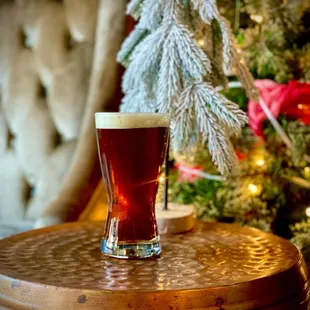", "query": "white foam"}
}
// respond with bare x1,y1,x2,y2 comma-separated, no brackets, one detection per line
95,113,170,129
